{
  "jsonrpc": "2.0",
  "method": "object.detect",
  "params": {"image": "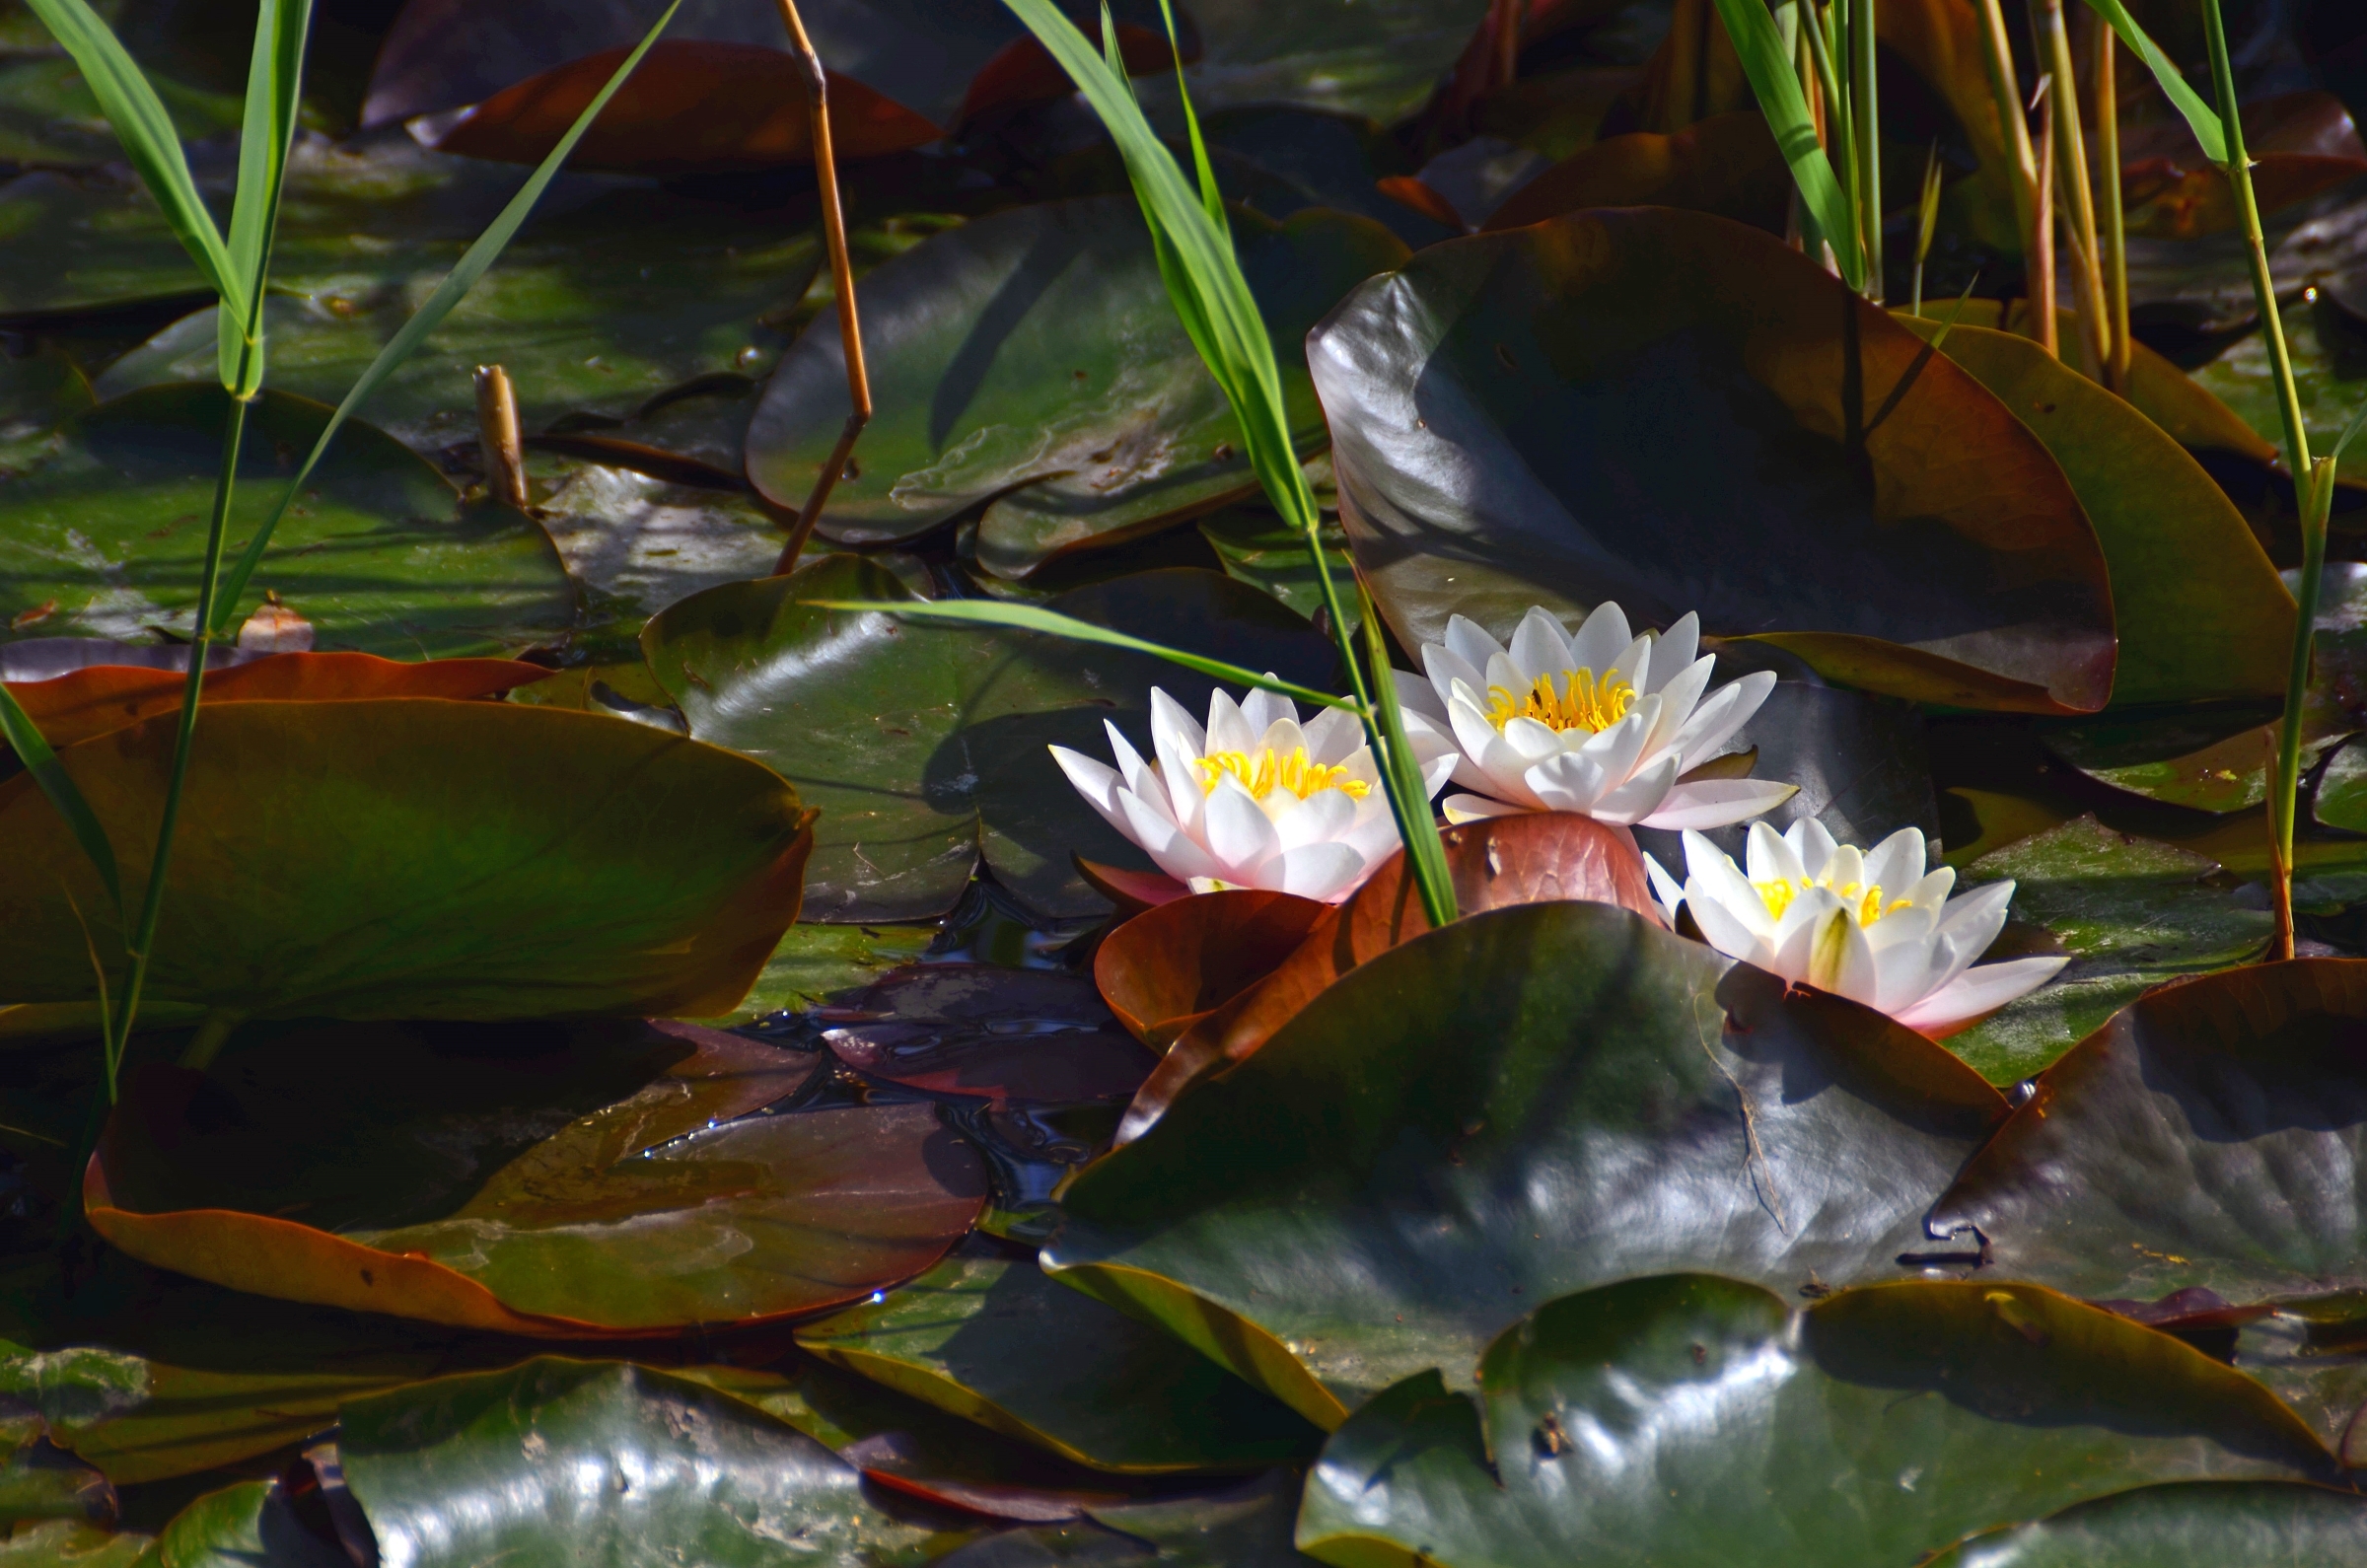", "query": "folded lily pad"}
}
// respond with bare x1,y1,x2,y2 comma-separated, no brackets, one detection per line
1,699,814,1020
0,387,576,659
1295,1274,2338,1568
1308,207,2116,713
1094,890,1328,1045
1050,900,2009,1426
86,1019,984,1333
746,196,1405,578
